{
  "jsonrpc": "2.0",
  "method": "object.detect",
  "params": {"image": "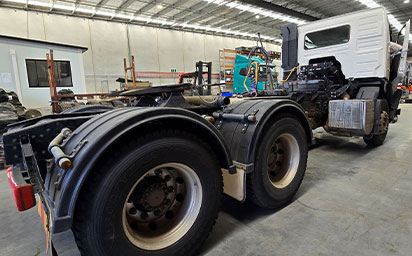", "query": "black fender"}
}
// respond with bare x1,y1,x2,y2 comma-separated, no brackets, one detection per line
215,99,312,172
47,107,235,233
